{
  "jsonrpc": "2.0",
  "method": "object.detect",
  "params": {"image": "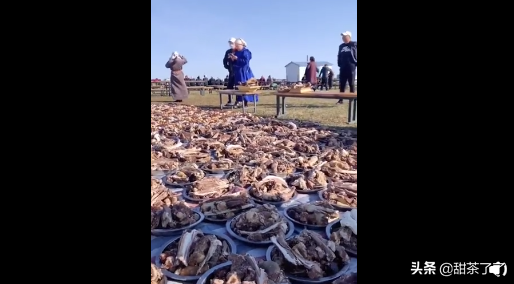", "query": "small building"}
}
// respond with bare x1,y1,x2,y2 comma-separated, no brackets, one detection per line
284,61,334,82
